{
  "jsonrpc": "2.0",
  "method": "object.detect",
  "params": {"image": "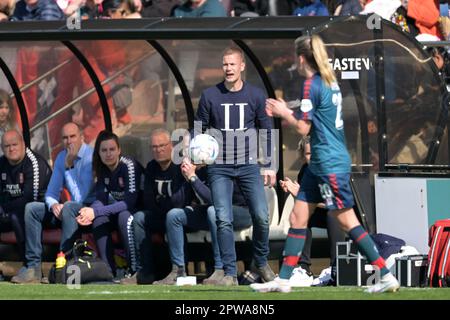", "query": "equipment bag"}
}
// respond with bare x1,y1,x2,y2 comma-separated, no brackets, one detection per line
48,240,113,284
427,219,450,287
